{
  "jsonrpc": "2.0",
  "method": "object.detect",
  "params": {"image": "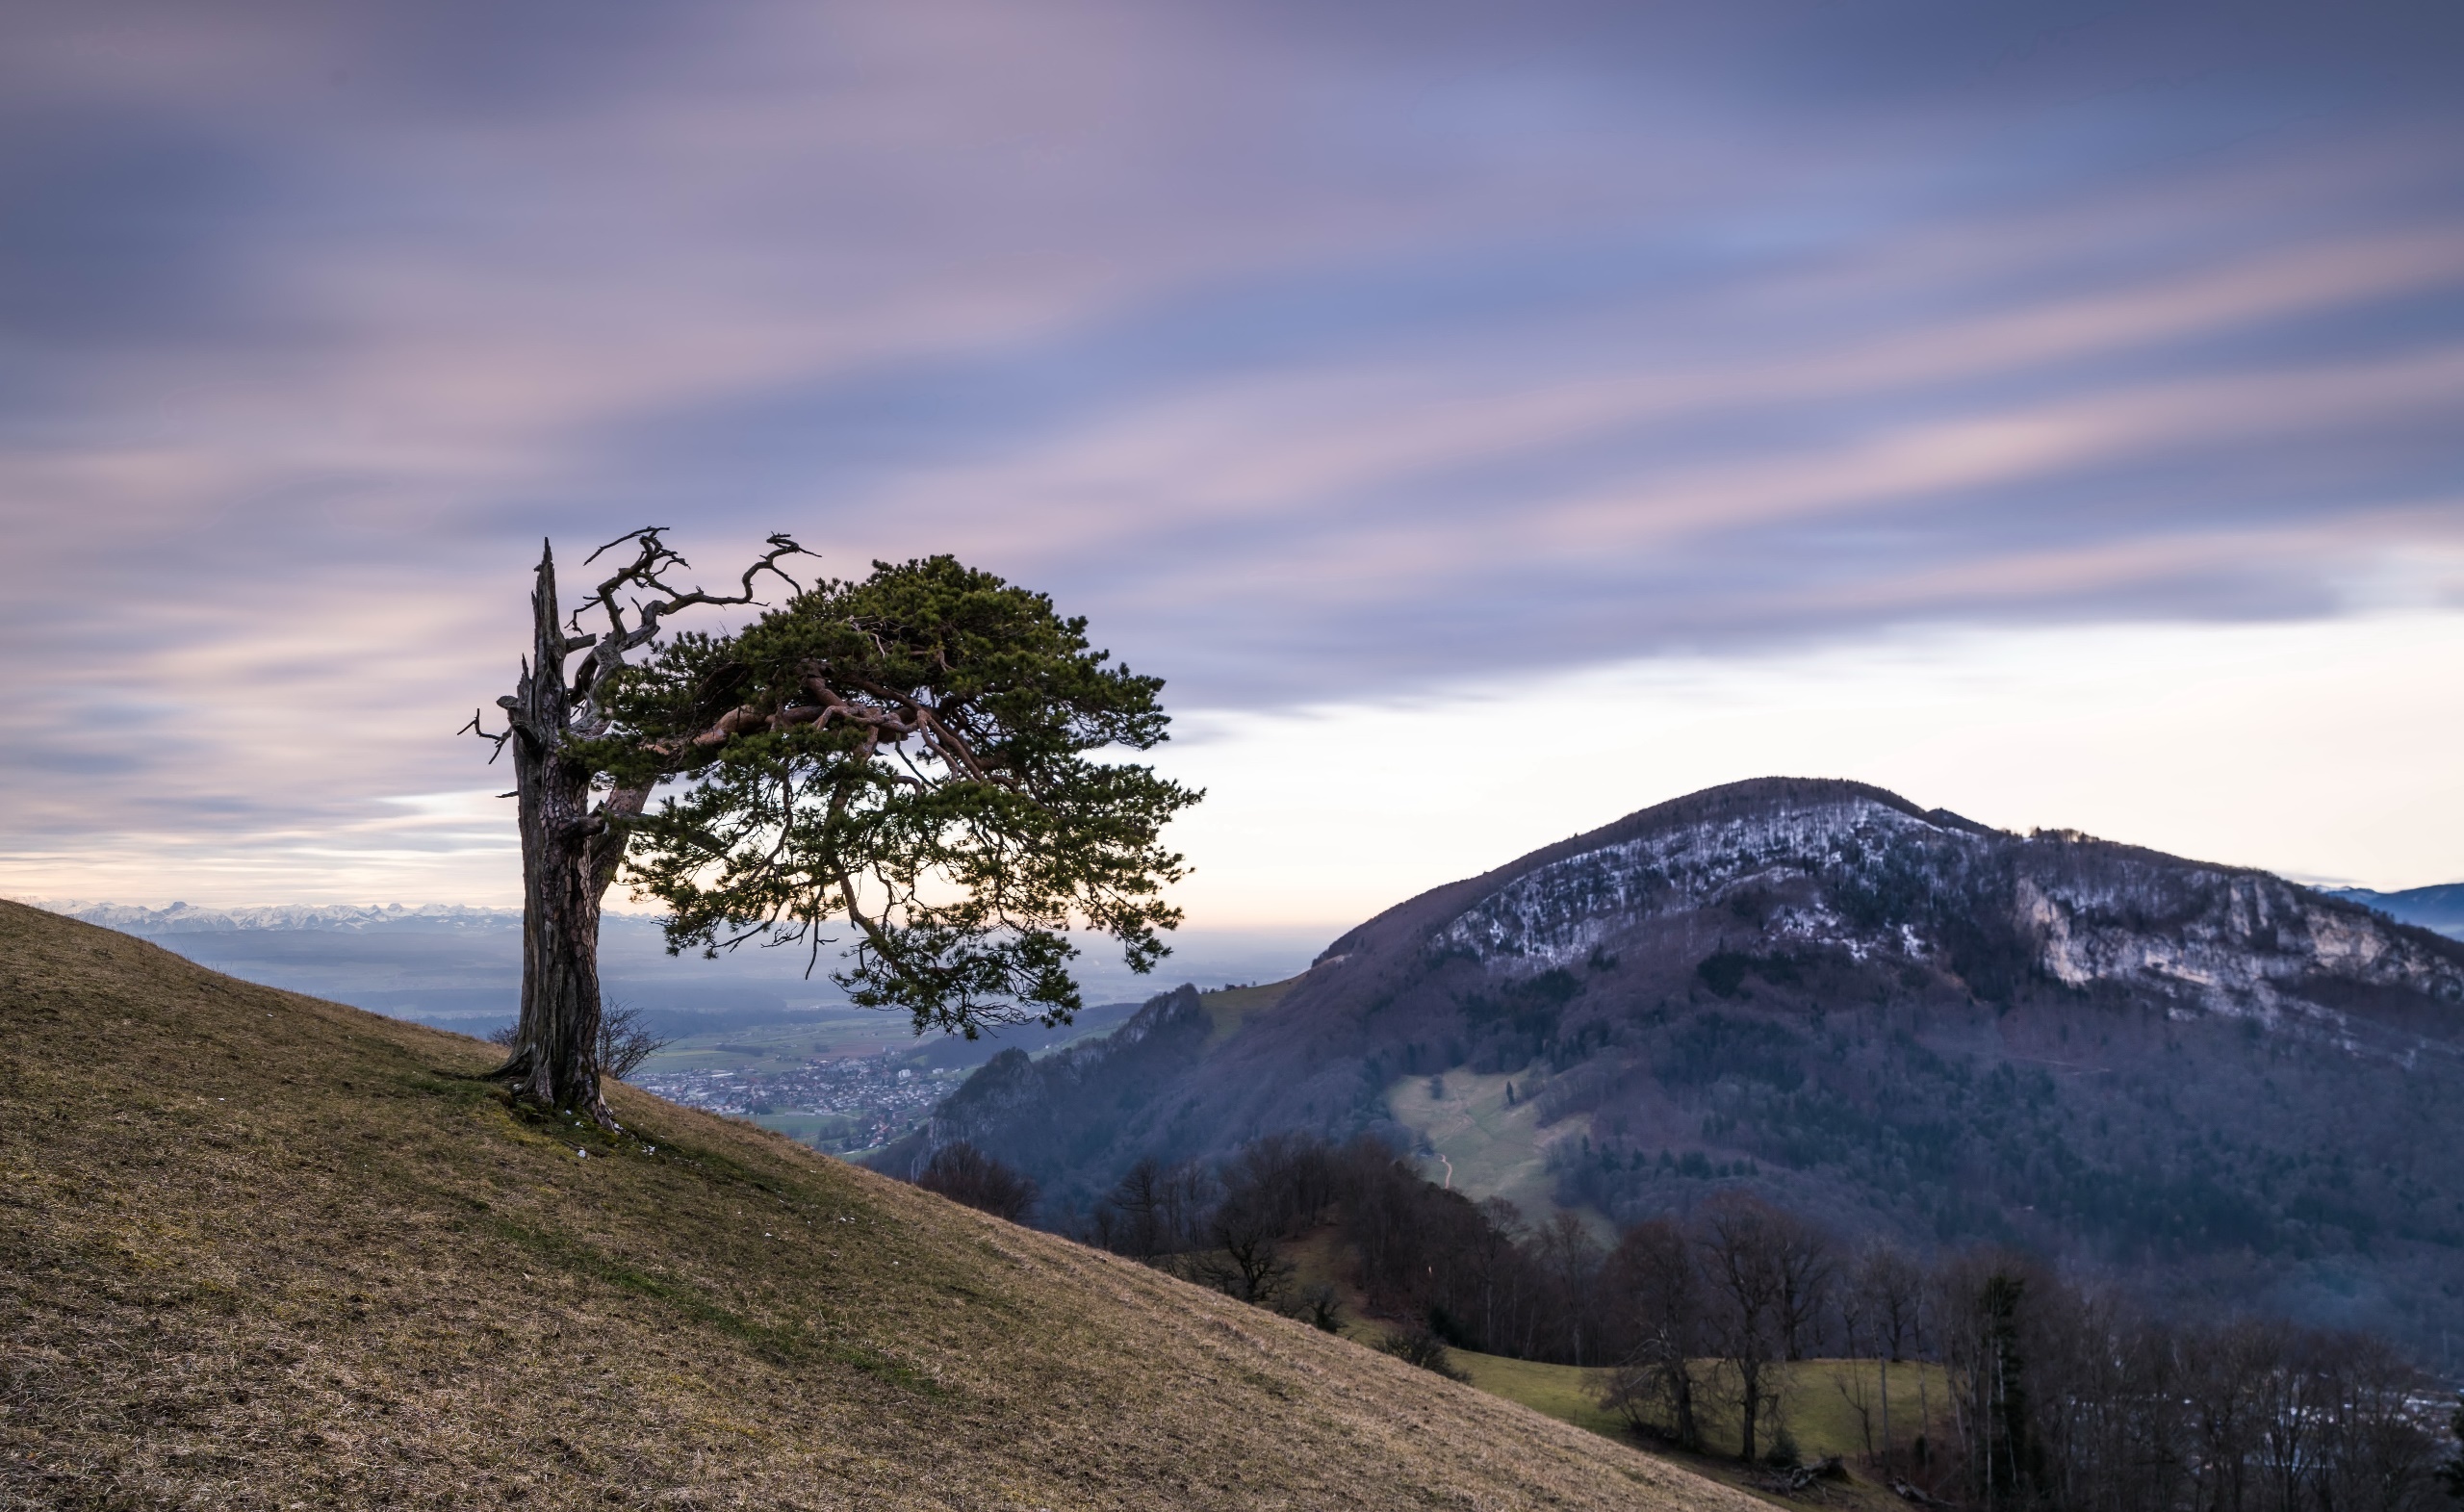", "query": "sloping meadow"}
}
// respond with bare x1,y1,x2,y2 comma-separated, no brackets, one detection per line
0,902,1753,1511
